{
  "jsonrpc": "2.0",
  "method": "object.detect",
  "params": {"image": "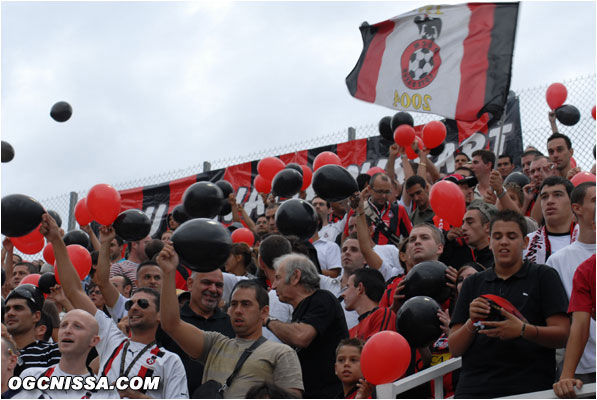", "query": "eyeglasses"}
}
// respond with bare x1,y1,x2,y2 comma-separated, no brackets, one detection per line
124,298,150,311
371,188,391,195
